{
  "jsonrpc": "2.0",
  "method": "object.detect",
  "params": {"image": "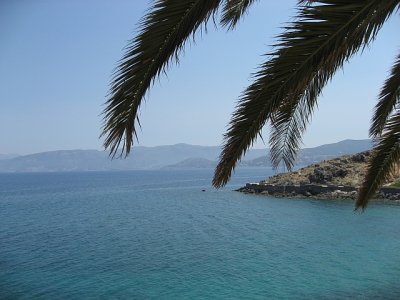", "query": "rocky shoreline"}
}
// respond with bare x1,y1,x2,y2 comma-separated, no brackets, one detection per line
236,151,400,201
237,183,400,201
